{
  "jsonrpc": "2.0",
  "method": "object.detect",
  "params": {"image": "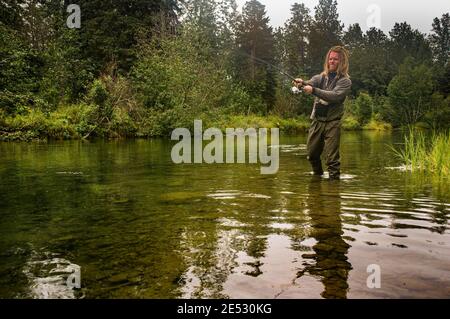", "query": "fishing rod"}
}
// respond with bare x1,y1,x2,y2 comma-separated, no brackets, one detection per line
235,49,304,95
236,50,296,80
